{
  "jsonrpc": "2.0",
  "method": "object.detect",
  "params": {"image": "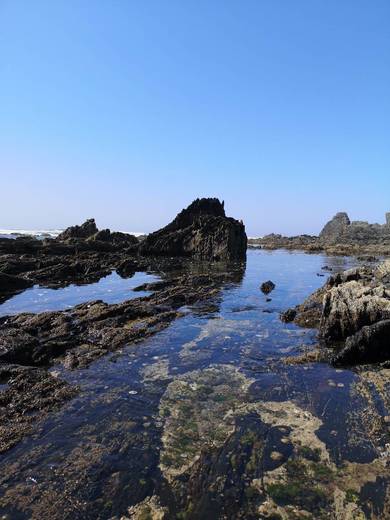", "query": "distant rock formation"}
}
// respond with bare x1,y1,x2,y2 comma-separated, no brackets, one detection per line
251,211,390,255
57,219,98,240
319,212,390,246
319,212,350,243
139,198,247,261
57,219,138,247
